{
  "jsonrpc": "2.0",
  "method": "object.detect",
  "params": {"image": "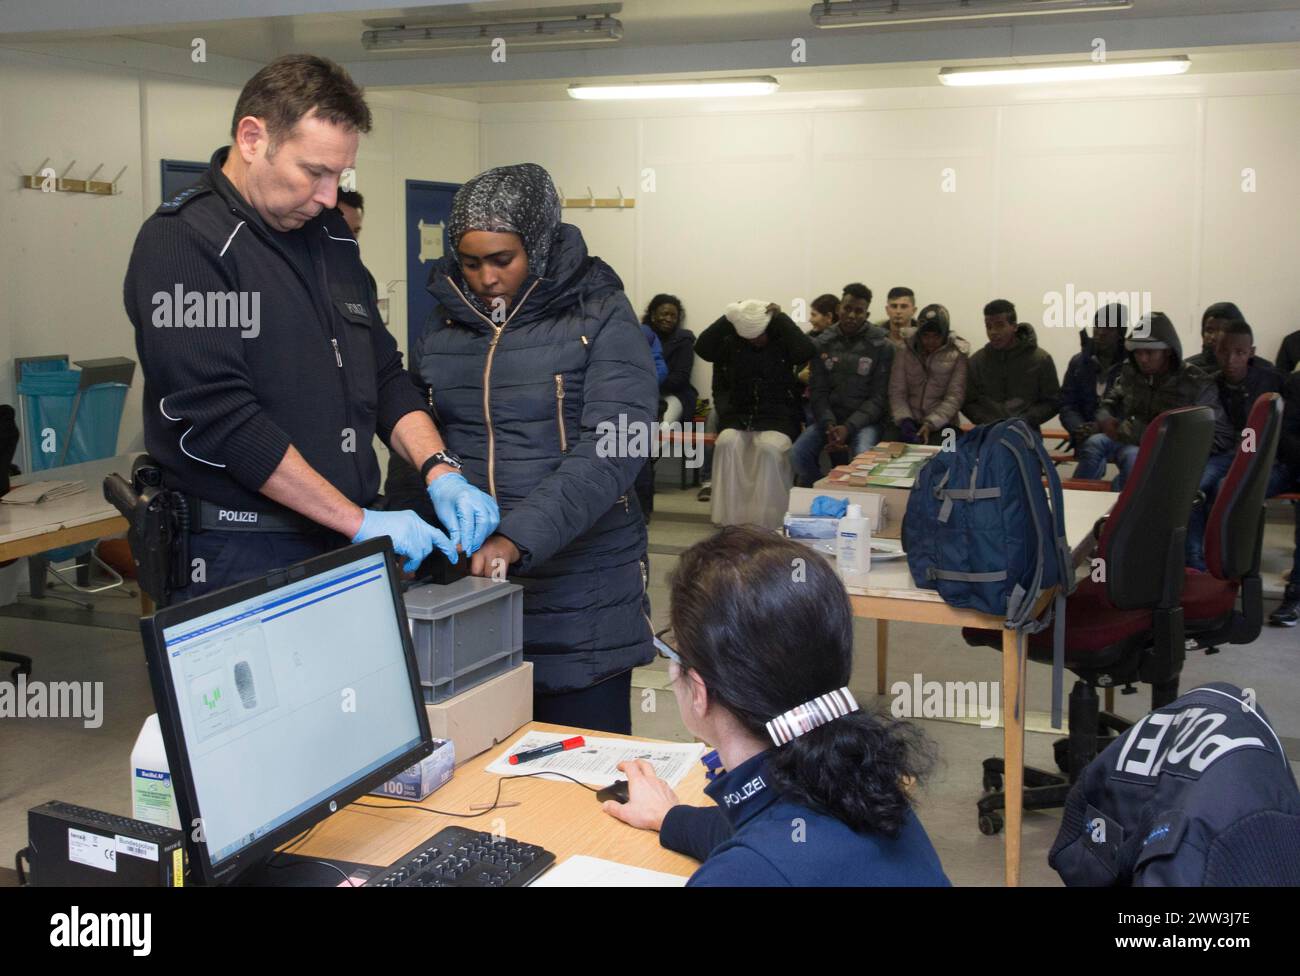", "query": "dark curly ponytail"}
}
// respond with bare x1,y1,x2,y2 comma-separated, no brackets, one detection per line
669,526,934,838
